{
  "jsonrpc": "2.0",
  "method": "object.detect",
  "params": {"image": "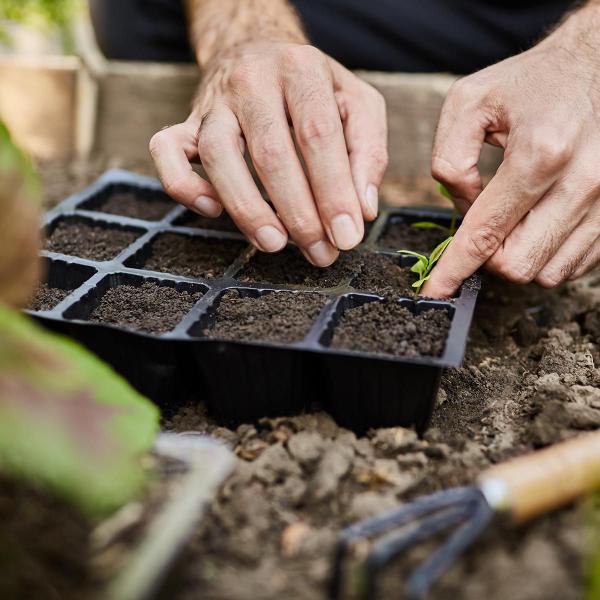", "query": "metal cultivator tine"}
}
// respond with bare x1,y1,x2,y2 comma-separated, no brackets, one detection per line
330,487,491,600
403,491,493,600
